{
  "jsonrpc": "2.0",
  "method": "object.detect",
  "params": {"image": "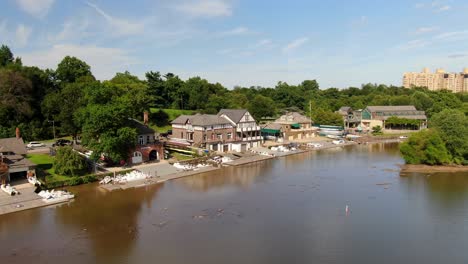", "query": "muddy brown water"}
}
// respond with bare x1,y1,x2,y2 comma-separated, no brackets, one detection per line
1,143,468,264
